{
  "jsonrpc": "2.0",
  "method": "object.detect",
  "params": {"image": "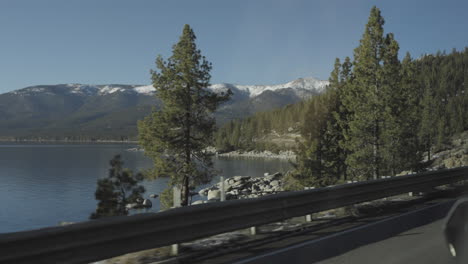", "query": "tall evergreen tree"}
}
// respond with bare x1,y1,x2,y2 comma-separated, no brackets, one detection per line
380,33,403,175
334,56,353,180
419,82,437,161
398,52,422,171
342,6,388,180
138,25,231,206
